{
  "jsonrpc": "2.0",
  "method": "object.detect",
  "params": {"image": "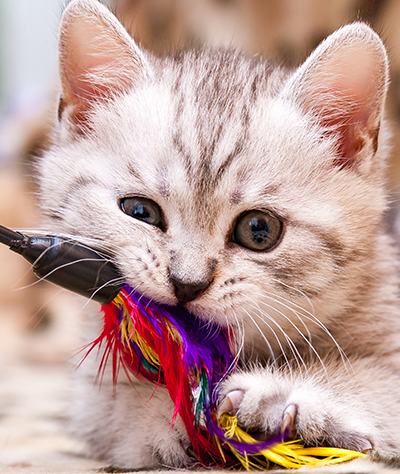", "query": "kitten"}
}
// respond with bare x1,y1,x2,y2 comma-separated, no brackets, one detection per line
38,0,400,467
